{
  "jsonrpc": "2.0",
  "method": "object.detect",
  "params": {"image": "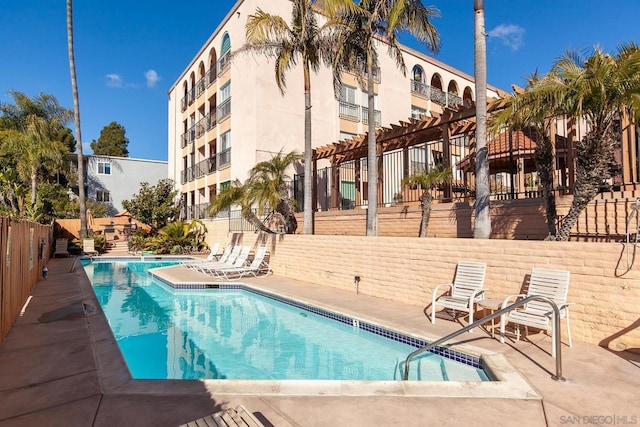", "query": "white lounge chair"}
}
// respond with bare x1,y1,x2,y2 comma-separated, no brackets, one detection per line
499,268,572,357
431,261,487,331
196,245,250,275
54,238,70,258
83,239,98,256
181,242,221,267
180,405,264,427
212,245,271,280
193,244,239,273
